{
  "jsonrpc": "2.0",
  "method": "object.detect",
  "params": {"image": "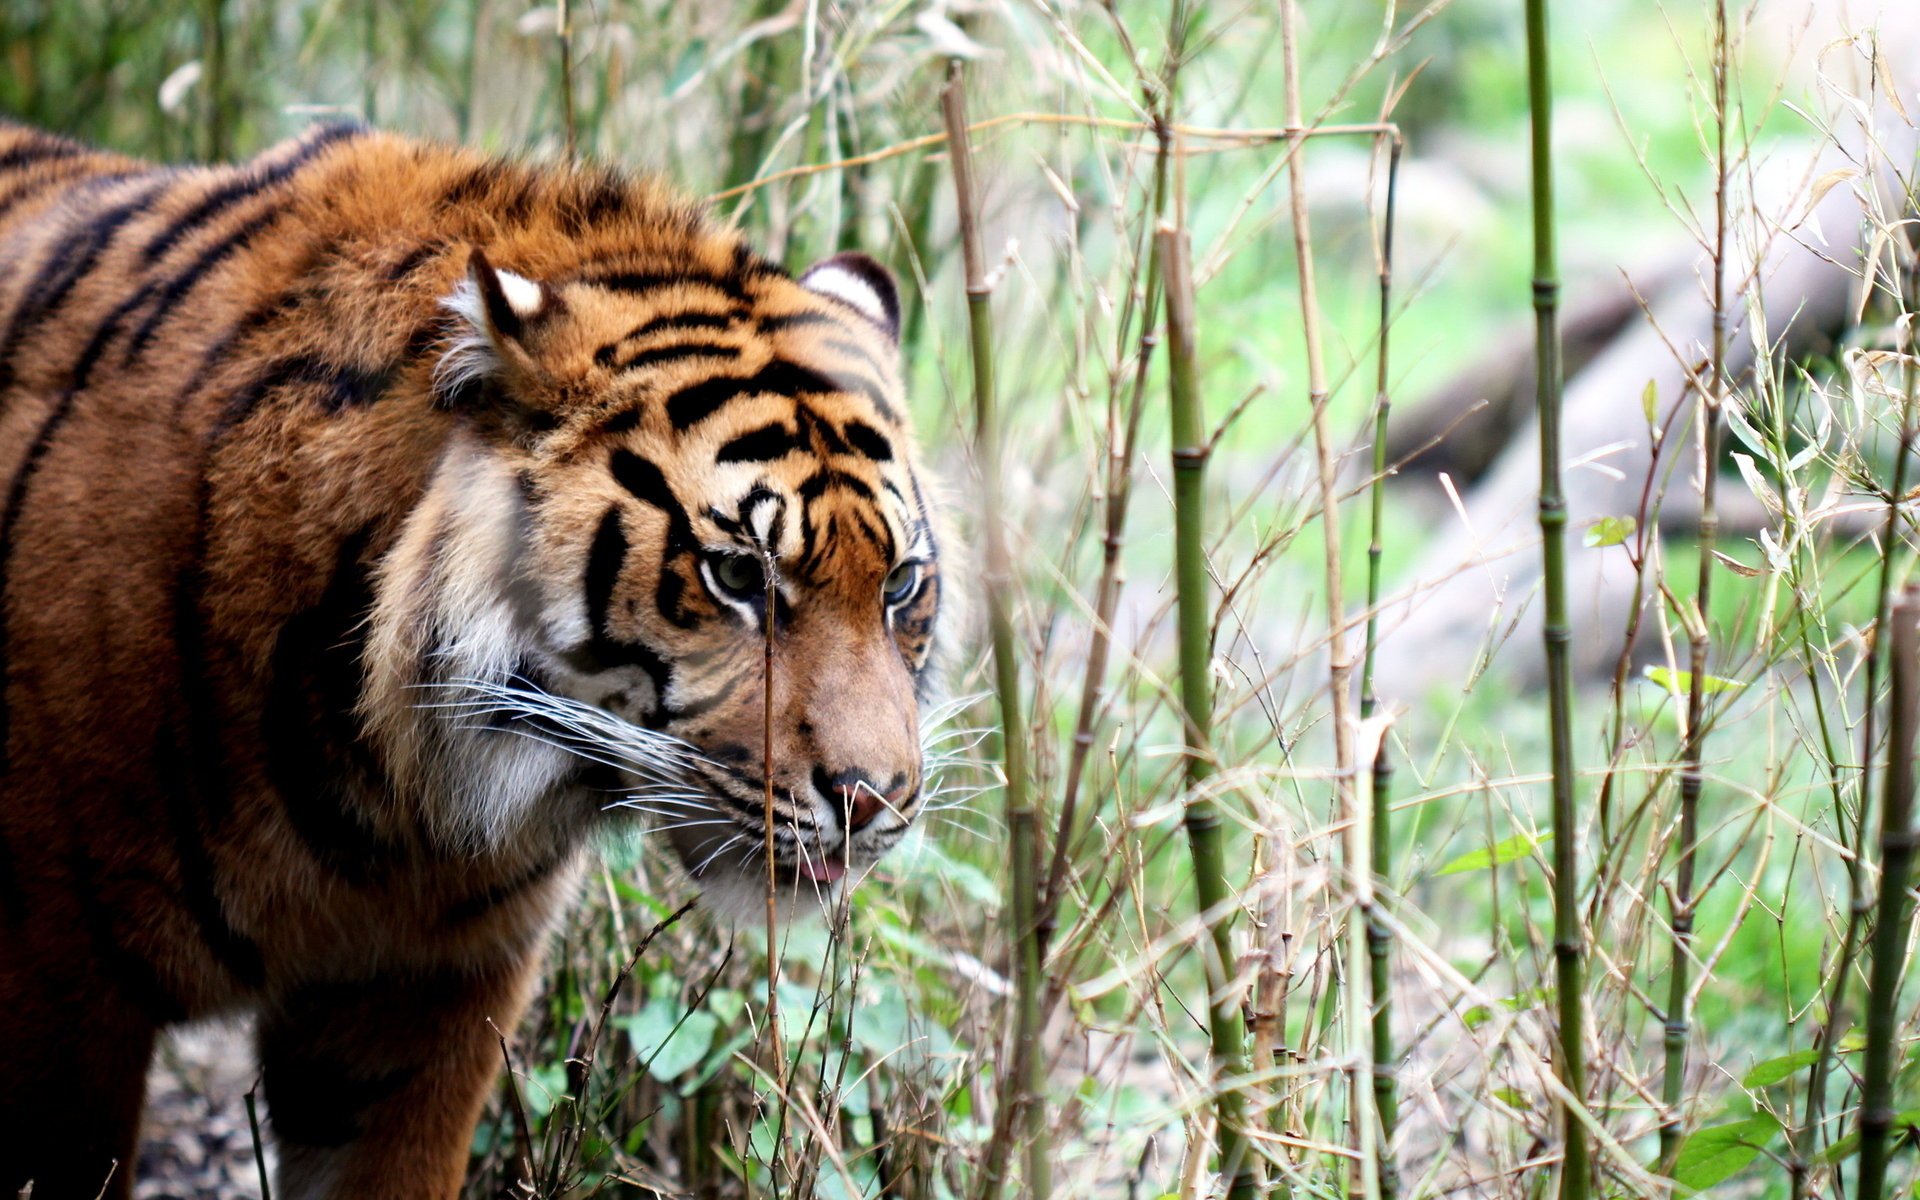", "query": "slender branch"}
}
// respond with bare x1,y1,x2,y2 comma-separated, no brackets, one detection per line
945,63,1048,1200
1524,1,1591,1195
1660,0,1730,1172
1277,2,1368,1194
